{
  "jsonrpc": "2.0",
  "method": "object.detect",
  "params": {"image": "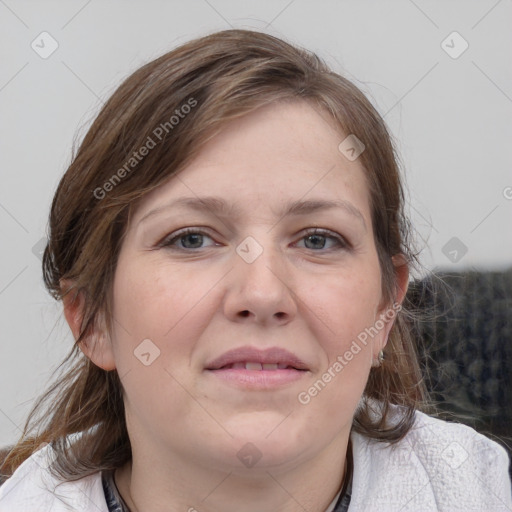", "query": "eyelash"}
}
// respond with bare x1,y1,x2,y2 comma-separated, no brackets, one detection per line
159,227,350,252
